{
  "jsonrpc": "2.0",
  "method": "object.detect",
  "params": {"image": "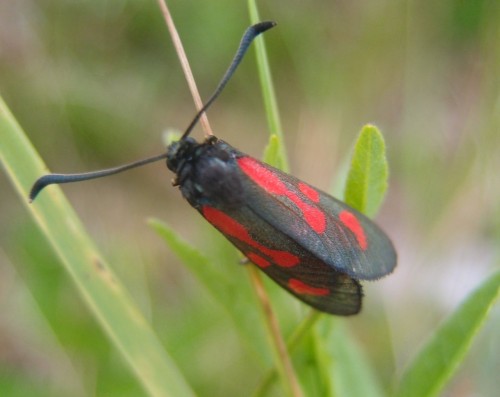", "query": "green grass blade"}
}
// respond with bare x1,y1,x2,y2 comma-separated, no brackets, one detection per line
315,322,385,397
248,0,289,172
344,124,388,217
394,270,500,397
149,218,270,362
0,96,195,397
